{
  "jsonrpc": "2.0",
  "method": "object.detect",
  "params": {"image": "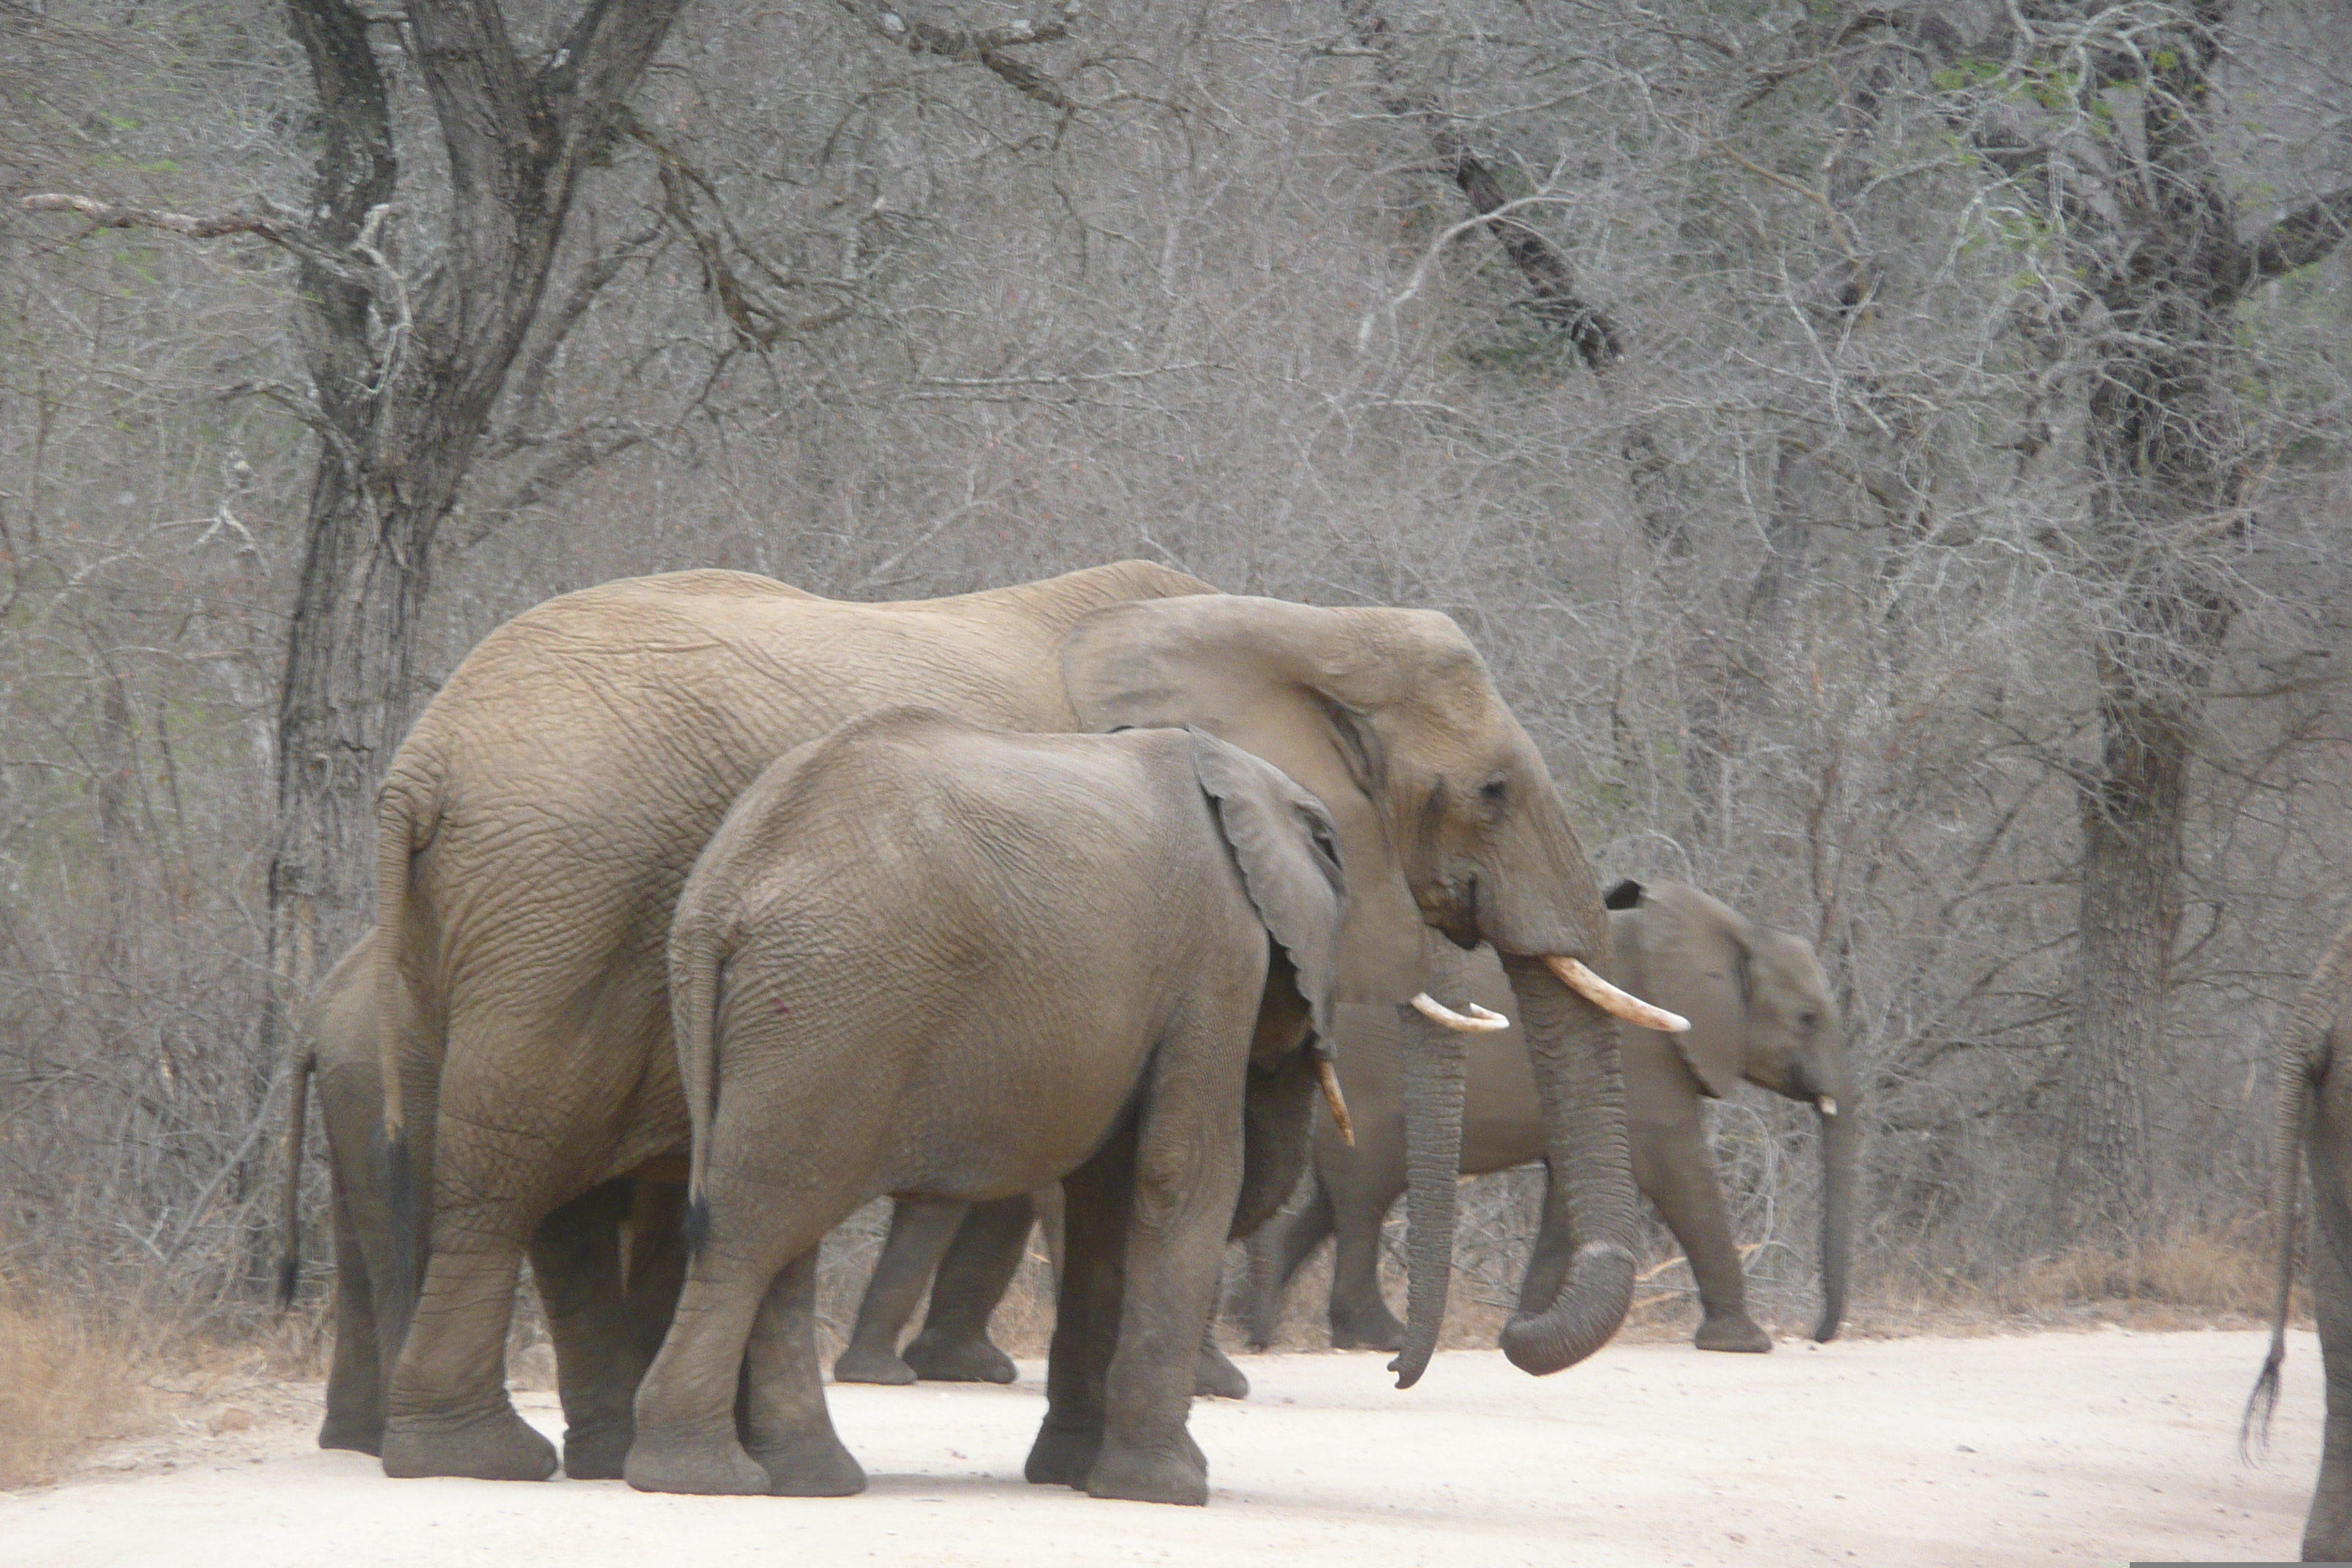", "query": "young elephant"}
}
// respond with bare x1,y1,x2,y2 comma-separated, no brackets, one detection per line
1246,879,1851,1354
625,708,1346,1507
